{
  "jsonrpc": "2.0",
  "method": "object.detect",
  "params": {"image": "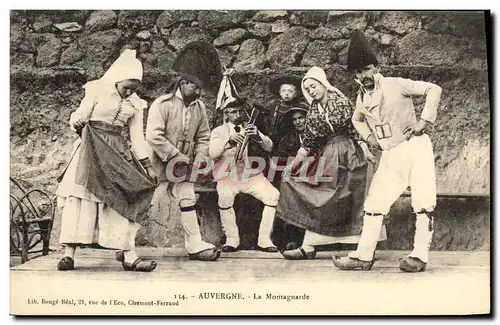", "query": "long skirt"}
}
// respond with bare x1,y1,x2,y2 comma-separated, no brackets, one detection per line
56,121,156,250
276,134,369,239
57,196,141,250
